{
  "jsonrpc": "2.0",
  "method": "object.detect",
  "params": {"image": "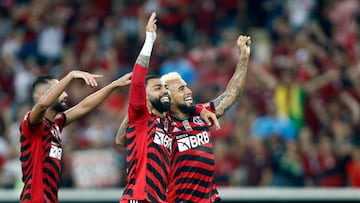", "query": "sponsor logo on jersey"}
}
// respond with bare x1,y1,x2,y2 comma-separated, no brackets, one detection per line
177,131,210,152
154,131,172,153
49,144,62,160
